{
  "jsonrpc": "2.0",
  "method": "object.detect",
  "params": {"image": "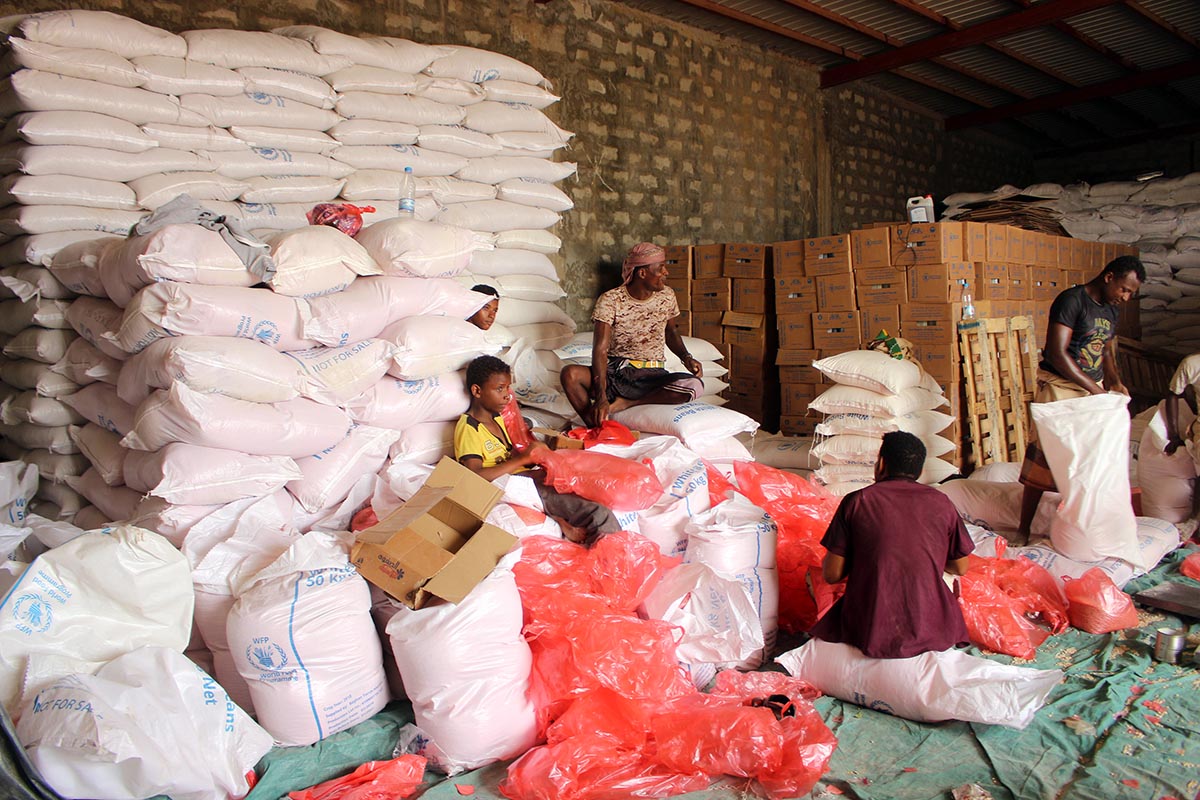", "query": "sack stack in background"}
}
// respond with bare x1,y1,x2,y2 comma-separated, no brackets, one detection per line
943,176,1200,354
0,8,588,731
806,349,958,495
0,8,581,518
